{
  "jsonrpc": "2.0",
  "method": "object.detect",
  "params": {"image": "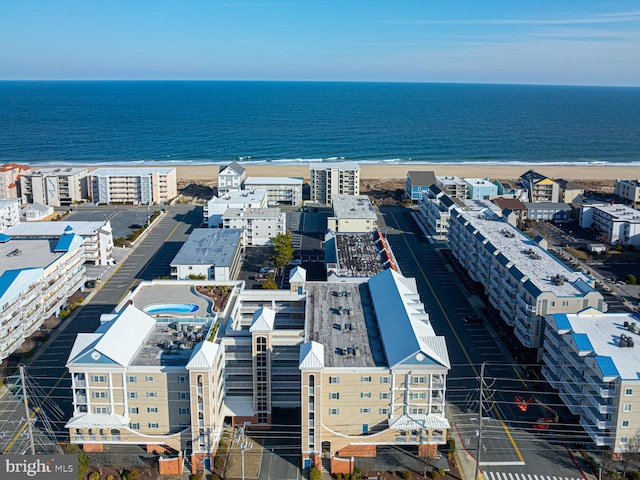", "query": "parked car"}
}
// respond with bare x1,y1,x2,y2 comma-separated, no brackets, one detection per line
289,259,302,266
260,267,275,274
463,314,482,324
